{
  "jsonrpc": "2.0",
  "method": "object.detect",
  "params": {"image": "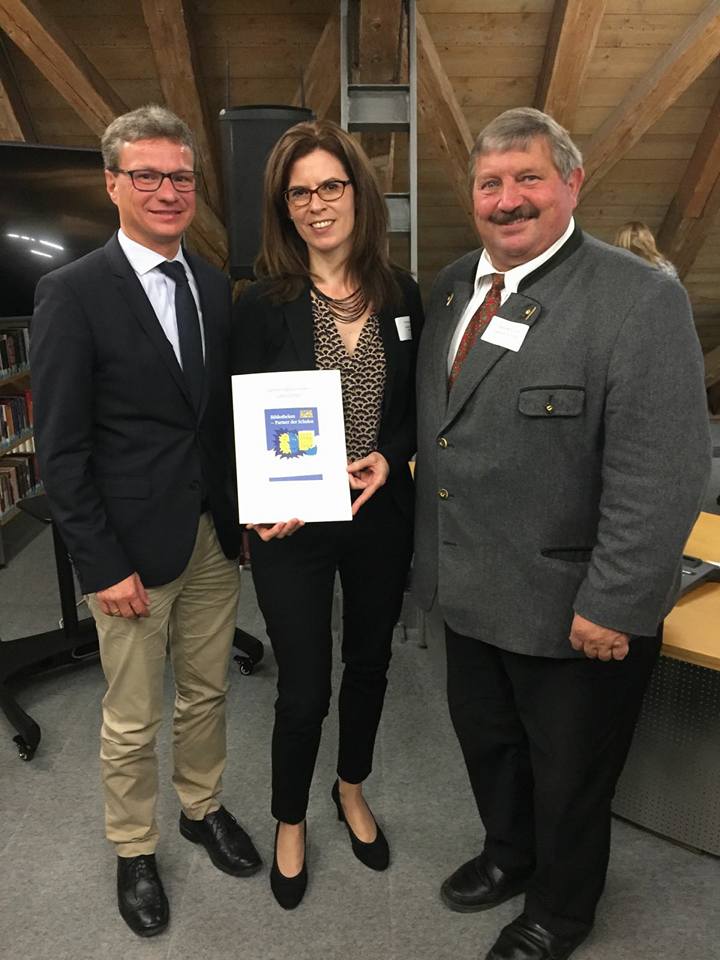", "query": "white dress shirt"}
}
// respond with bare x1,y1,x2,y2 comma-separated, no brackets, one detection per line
117,229,205,366
447,217,576,374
